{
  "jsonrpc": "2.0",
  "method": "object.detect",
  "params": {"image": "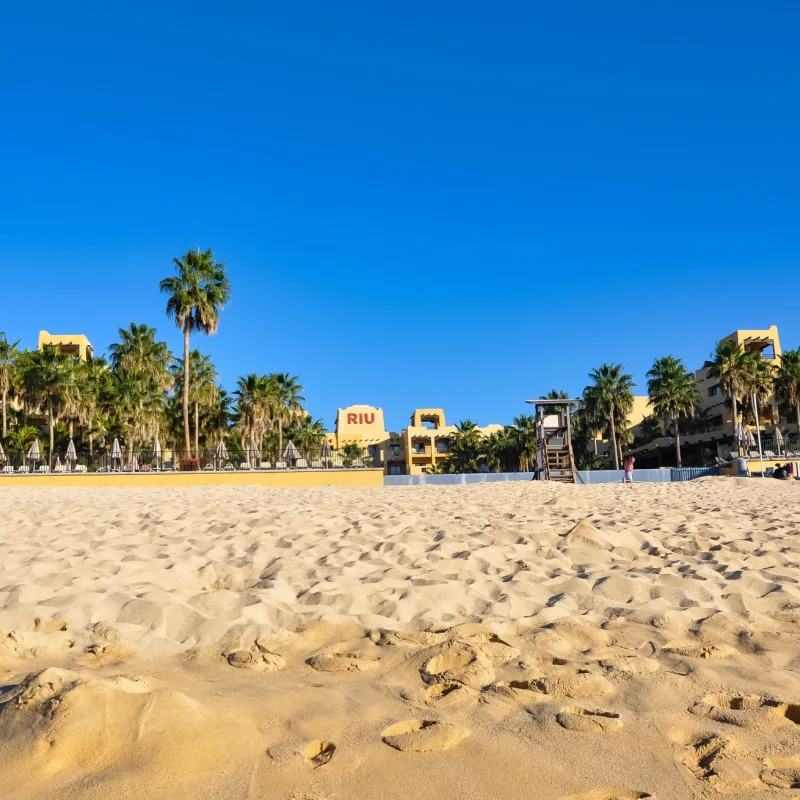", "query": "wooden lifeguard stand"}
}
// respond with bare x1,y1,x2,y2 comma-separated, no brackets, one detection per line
525,399,580,482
